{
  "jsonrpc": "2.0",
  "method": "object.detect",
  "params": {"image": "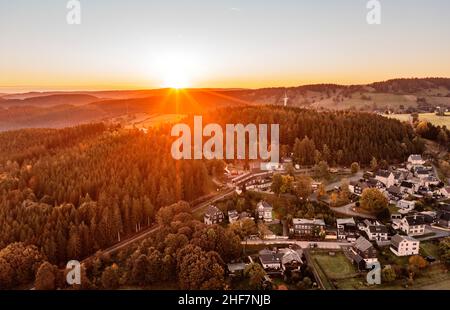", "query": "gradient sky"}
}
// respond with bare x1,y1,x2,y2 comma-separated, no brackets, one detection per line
1,0,450,92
